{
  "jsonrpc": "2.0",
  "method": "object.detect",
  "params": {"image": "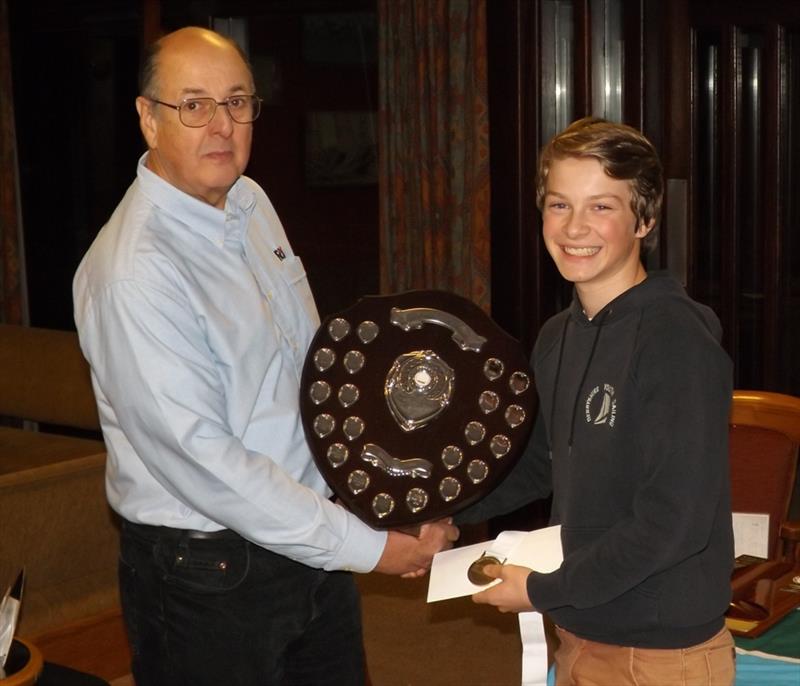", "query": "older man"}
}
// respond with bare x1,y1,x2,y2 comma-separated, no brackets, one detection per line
73,27,457,686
